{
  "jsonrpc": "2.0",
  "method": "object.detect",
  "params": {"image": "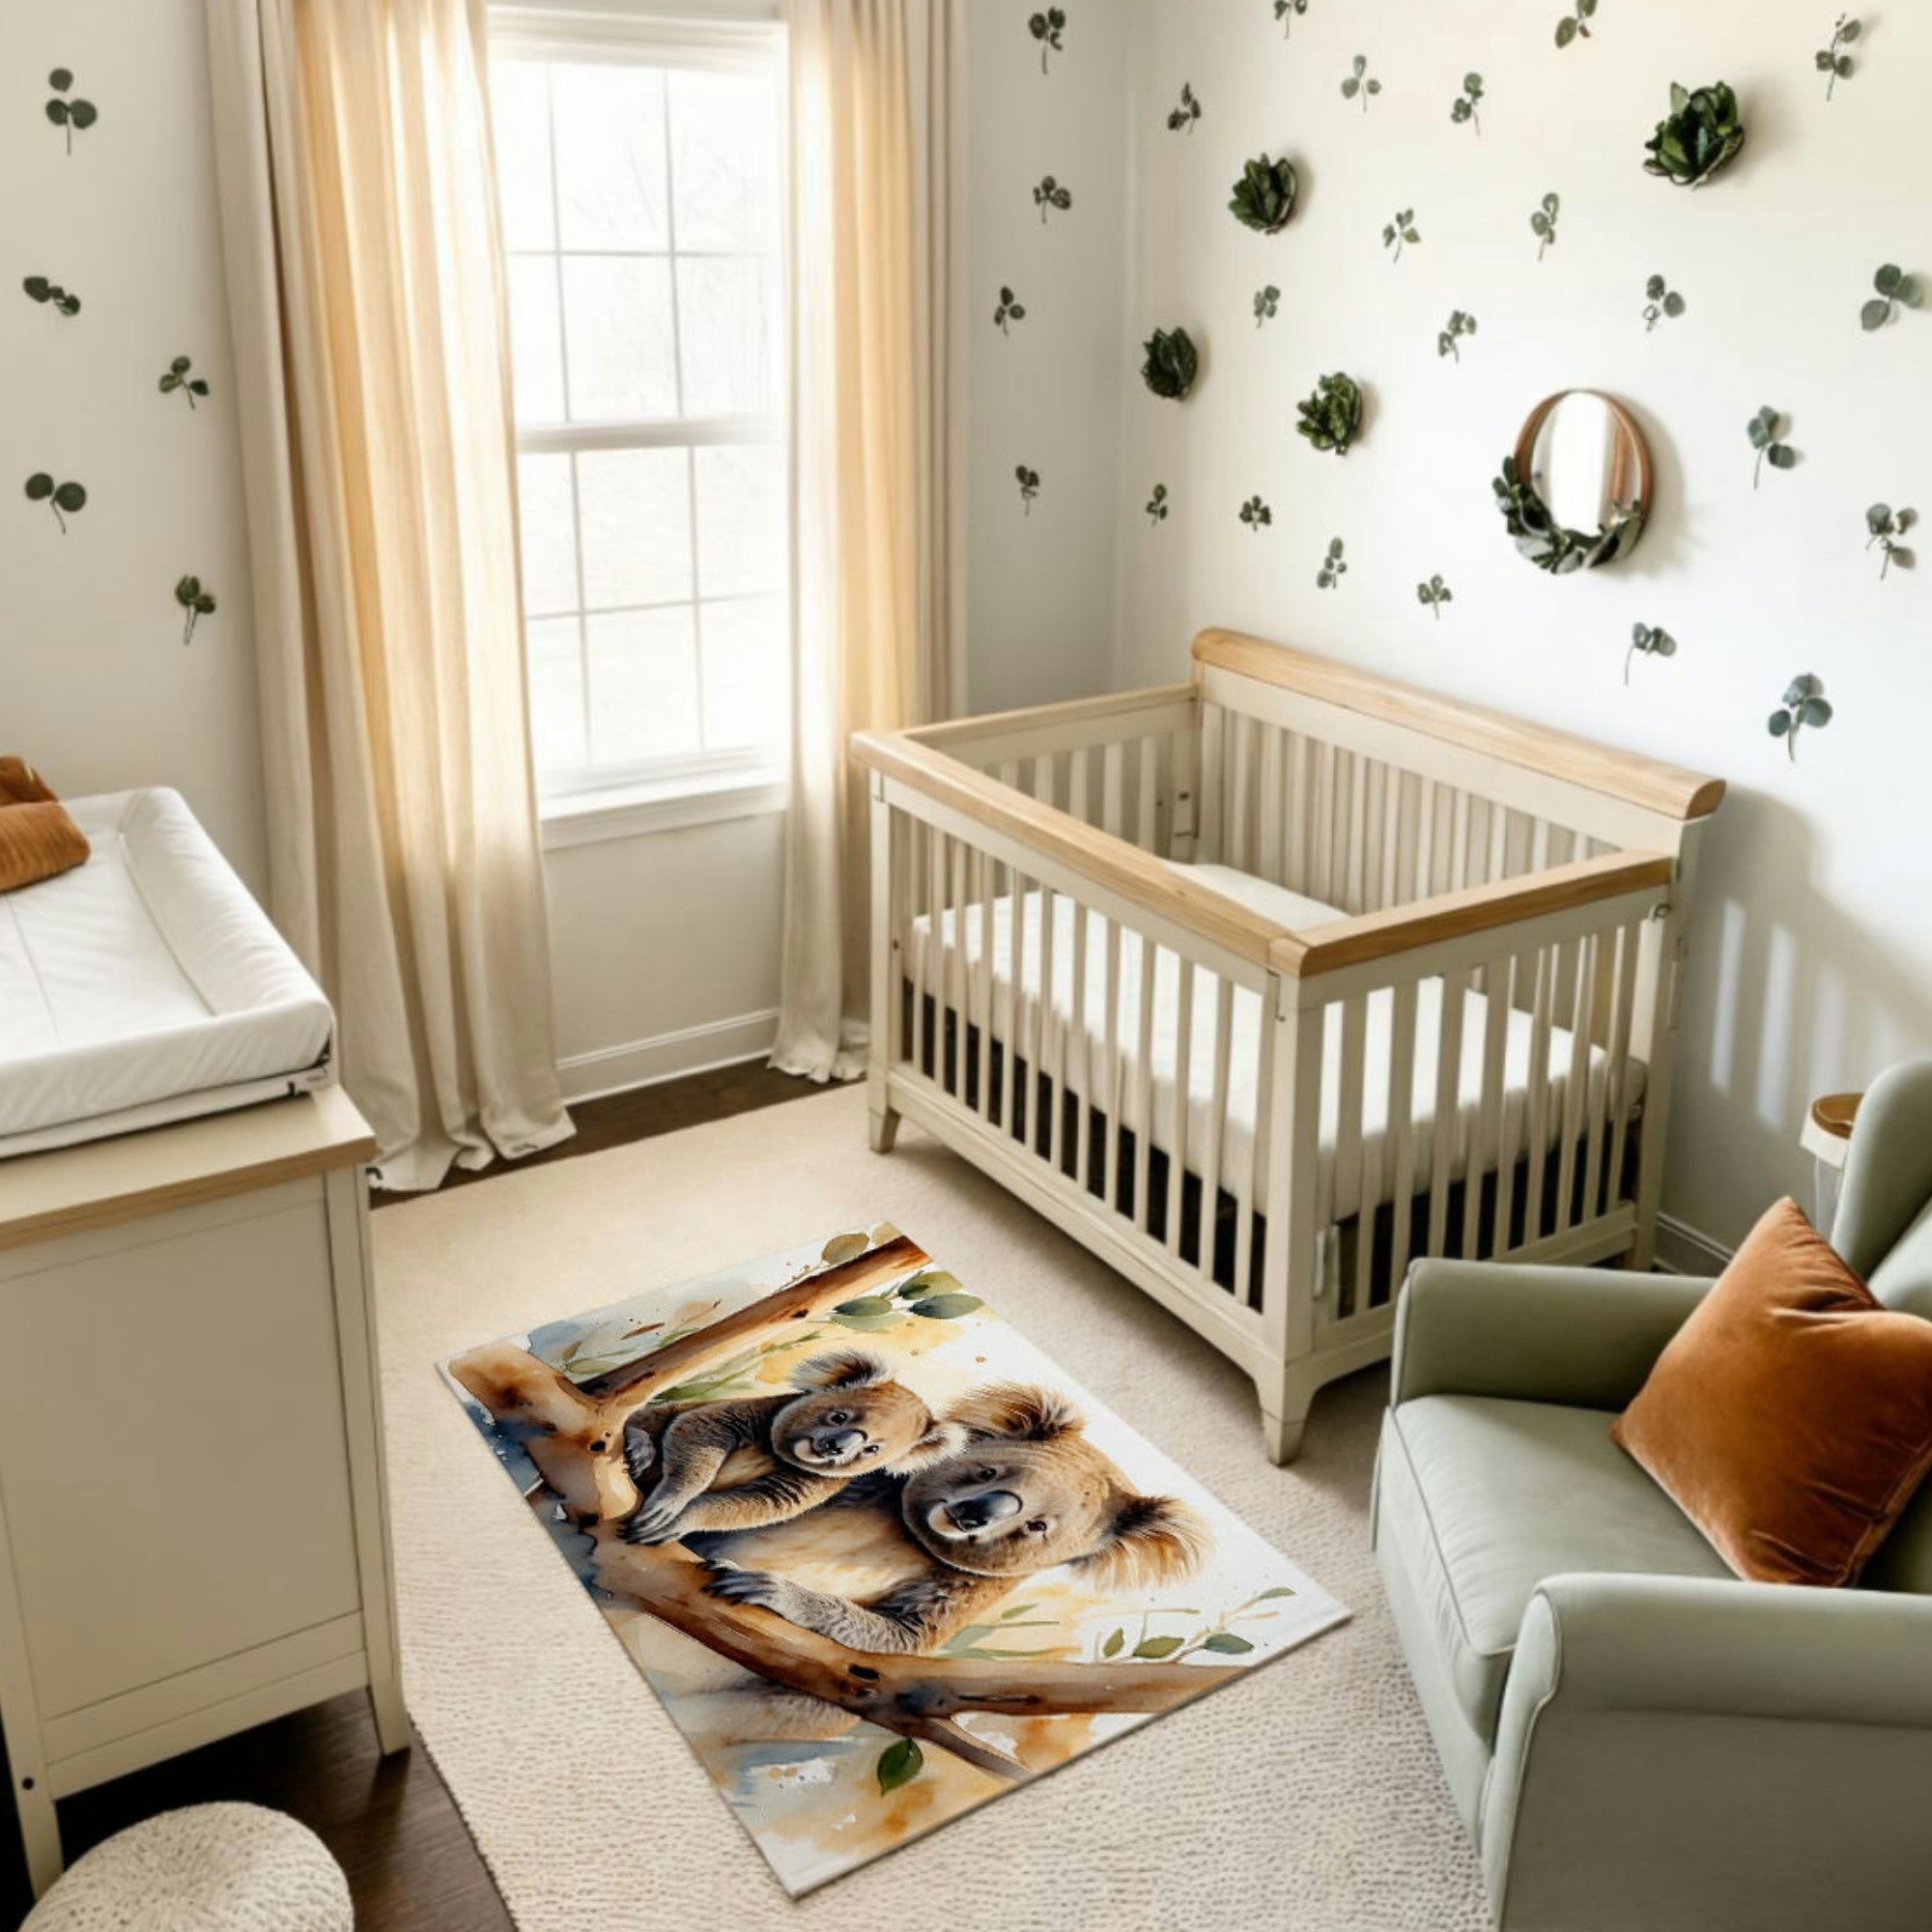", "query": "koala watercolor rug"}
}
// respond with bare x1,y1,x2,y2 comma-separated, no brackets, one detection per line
440,1224,1349,1896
